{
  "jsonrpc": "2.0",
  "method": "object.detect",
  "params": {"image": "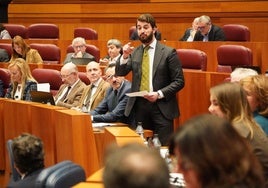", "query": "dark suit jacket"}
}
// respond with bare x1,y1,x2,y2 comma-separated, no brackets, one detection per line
0,0,12,22
0,80,4,97
90,80,131,123
116,41,184,120
193,24,225,41
55,79,86,108
0,48,10,61
77,78,110,110
179,28,192,41
7,168,43,188
5,80,37,101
